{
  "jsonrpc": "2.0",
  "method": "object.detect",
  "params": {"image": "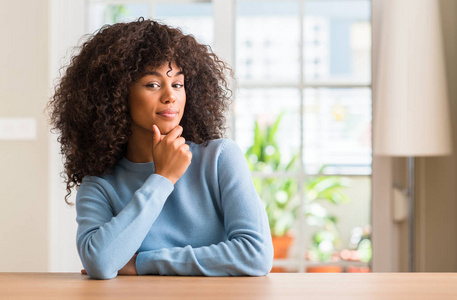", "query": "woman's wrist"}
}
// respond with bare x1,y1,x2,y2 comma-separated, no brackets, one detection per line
154,171,178,185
